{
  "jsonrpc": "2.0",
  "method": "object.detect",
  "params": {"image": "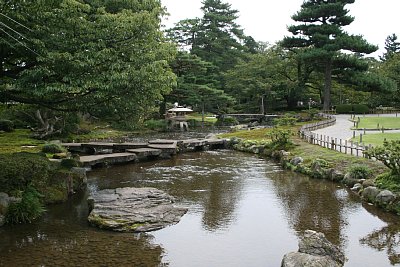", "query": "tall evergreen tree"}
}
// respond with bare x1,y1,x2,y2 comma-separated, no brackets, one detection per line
282,0,377,110
380,33,400,61
192,0,246,72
